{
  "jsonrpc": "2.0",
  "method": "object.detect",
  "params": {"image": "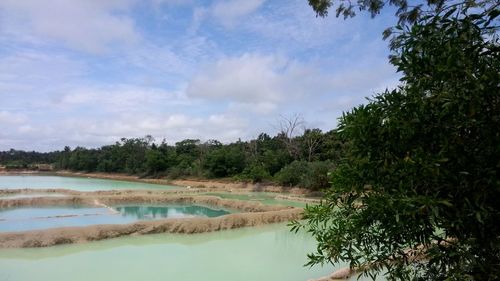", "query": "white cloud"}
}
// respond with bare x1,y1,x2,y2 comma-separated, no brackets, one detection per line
0,0,401,151
0,111,249,151
152,0,195,7
57,85,190,112
211,0,265,27
188,7,208,35
240,1,352,48
0,111,27,125
186,53,396,114
0,0,139,53
54,112,248,147
0,50,88,113
0,50,85,85
186,53,286,104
